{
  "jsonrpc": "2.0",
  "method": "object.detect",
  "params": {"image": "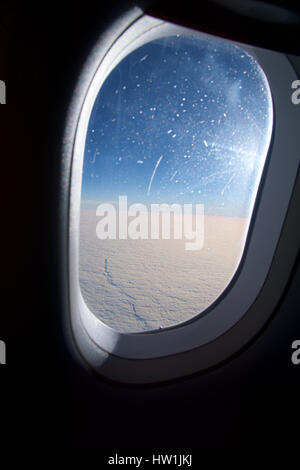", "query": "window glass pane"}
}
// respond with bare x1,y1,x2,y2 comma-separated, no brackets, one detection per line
79,34,273,332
